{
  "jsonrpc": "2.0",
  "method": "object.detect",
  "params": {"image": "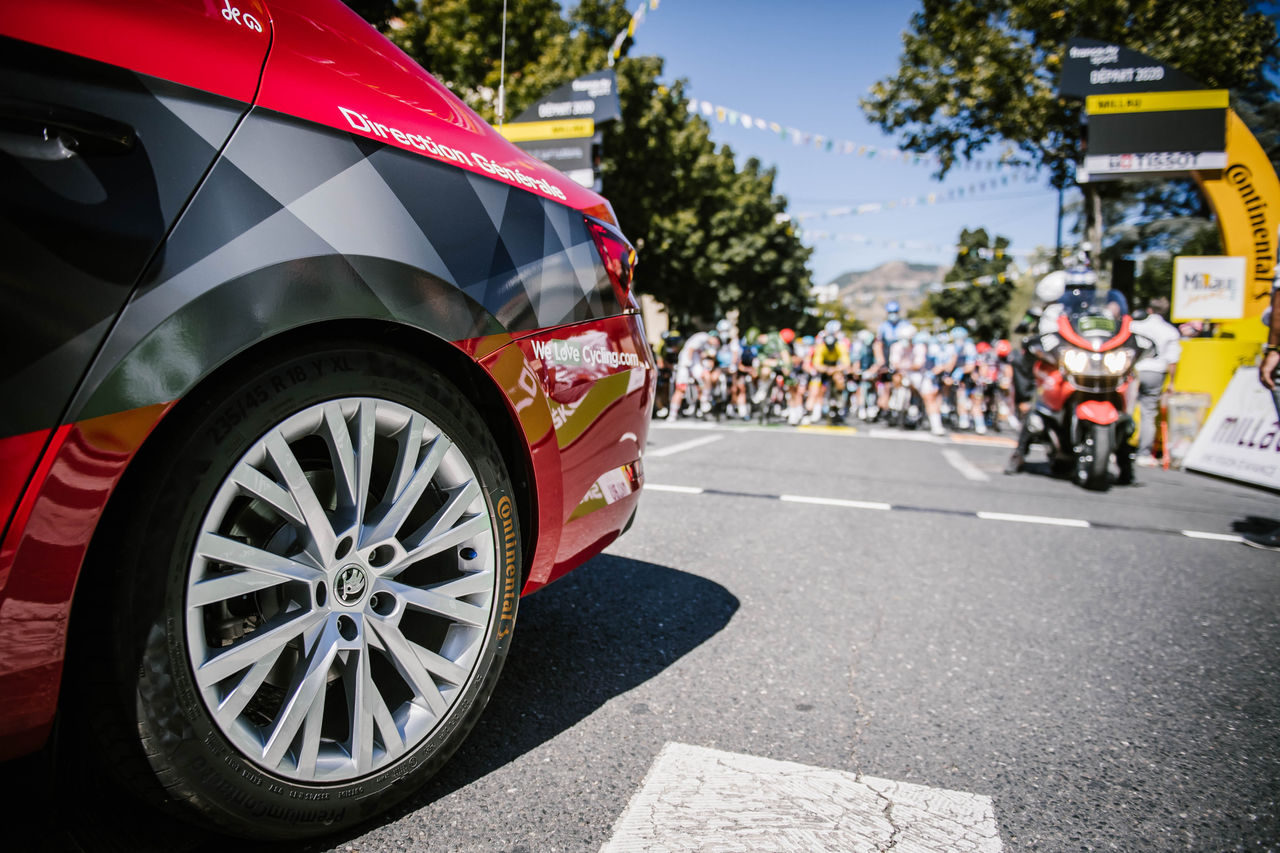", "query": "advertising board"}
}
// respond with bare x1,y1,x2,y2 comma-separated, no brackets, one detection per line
1172,256,1248,321
1183,367,1280,491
